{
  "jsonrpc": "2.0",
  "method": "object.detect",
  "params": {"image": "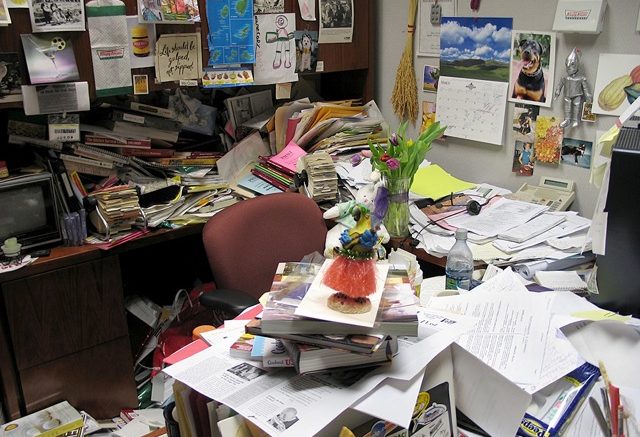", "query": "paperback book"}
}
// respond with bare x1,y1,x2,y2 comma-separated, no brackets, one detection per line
260,262,419,336
282,336,396,375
